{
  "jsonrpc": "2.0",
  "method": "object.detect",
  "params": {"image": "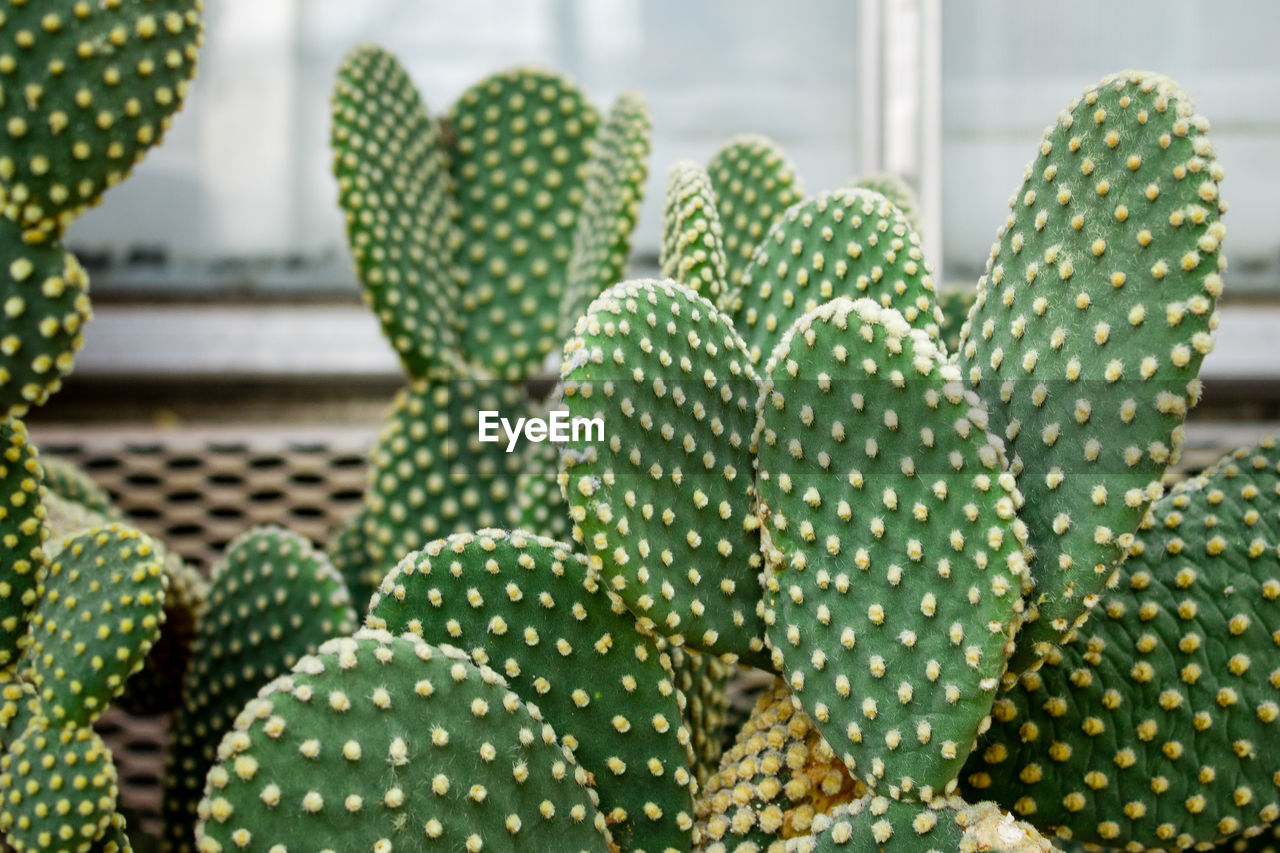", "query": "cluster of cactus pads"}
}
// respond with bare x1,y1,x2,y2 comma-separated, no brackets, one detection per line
4,8,1278,852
